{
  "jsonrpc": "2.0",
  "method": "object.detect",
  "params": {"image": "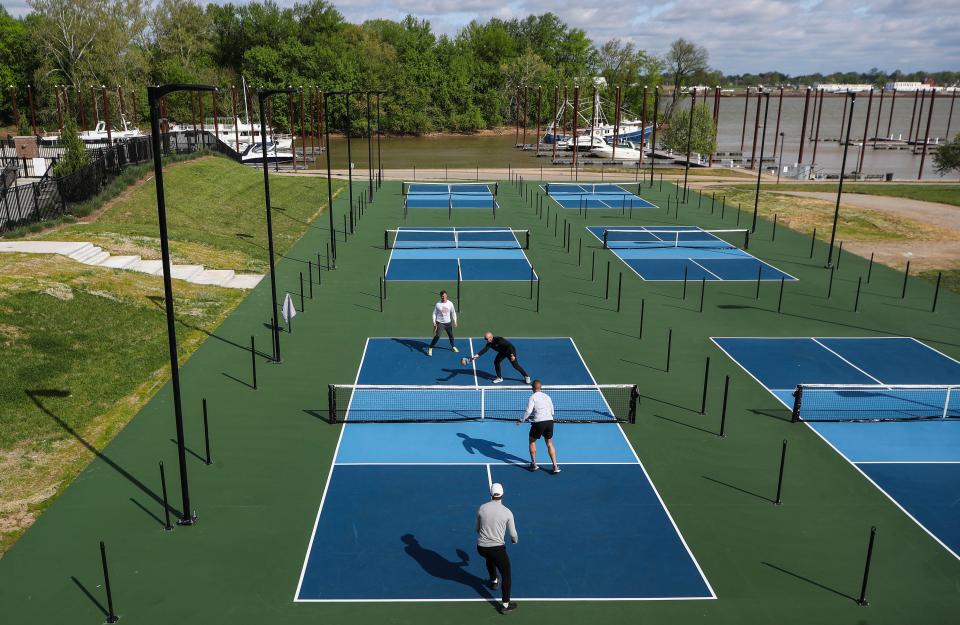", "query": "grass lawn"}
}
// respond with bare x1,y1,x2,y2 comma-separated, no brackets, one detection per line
756,182,960,207
34,154,337,273
0,157,340,554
